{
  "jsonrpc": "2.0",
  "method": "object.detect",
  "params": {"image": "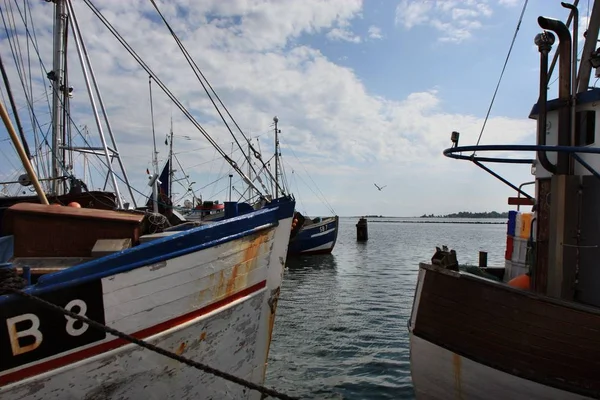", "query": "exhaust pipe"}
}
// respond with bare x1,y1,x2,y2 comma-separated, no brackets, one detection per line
534,30,557,174
538,16,572,175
